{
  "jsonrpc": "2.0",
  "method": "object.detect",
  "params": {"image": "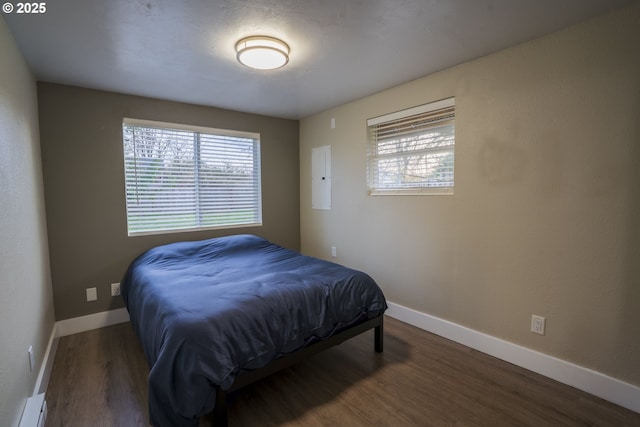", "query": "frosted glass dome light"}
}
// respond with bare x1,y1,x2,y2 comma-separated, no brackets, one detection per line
235,36,290,70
